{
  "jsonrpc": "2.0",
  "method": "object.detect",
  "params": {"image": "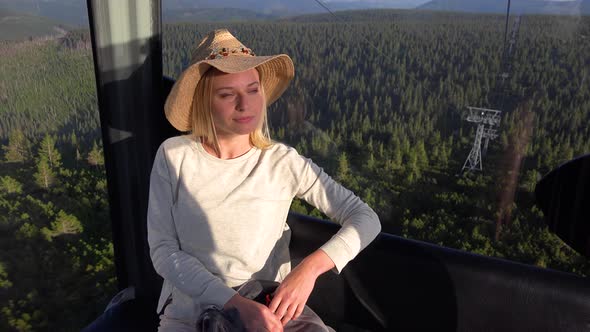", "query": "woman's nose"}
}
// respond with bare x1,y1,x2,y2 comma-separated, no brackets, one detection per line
236,93,249,111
